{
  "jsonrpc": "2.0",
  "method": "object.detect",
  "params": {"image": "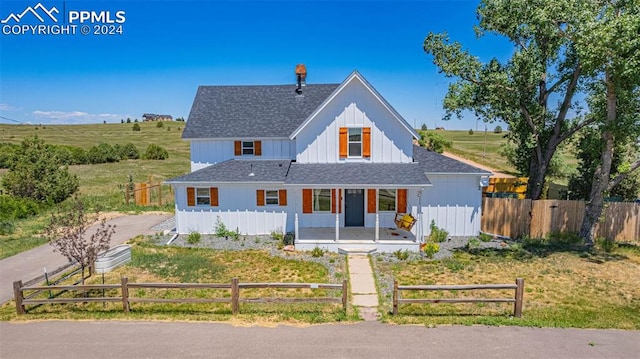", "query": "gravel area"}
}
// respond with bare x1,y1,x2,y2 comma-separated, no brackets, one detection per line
371,235,510,309
148,222,346,283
